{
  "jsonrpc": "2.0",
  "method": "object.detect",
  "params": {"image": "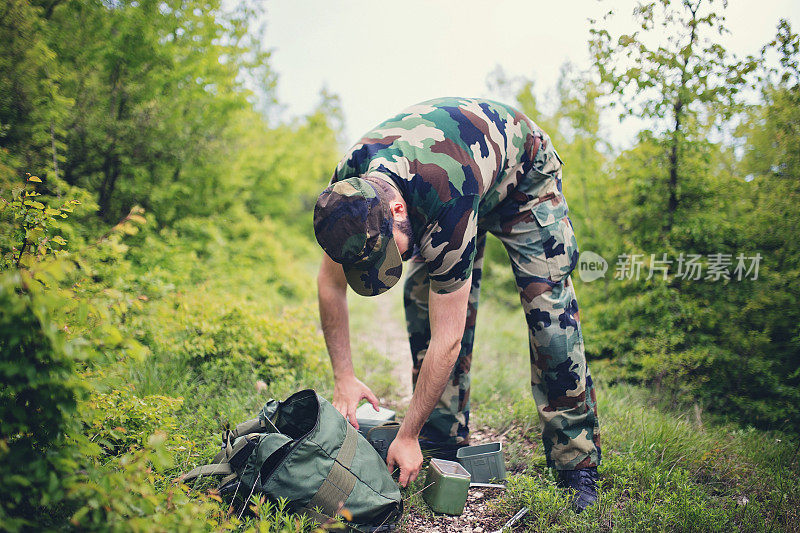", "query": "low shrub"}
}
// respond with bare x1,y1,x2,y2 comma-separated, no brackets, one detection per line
0,269,93,530
84,387,186,458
